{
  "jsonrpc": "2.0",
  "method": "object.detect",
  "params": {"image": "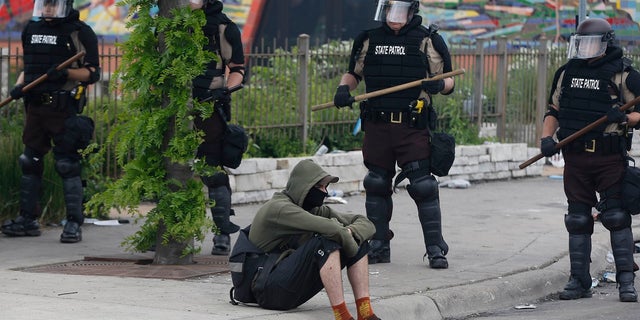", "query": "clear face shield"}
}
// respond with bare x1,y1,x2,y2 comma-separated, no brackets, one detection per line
567,34,608,59
374,0,412,24
32,0,70,19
